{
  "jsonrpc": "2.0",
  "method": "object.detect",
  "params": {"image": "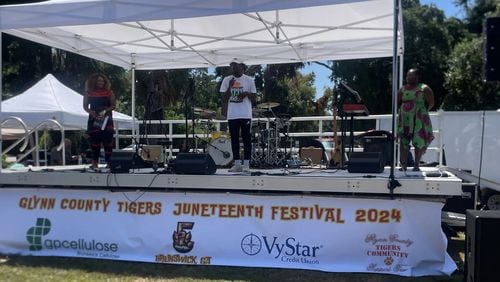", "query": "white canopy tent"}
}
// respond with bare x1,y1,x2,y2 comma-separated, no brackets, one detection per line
0,0,403,132
0,0,403,178
0,73,134,130
0,0,402,70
